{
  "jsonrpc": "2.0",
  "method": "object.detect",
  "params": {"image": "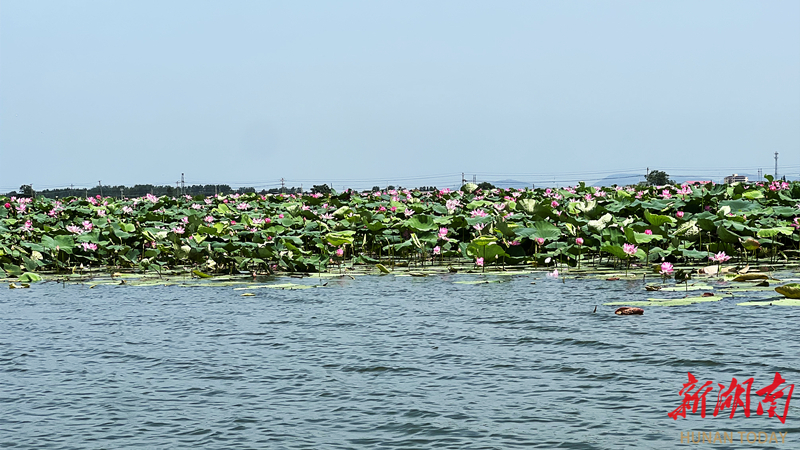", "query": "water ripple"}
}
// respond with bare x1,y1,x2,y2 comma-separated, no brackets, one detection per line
1,274,798,449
